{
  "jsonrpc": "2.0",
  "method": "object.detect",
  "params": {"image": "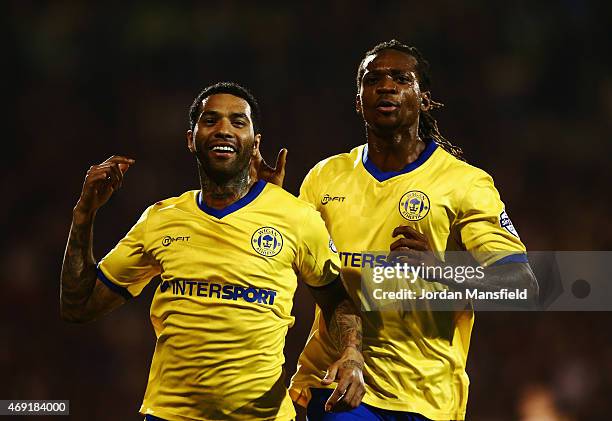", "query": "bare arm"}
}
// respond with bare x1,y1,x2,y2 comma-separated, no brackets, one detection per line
390,225,539,302
60,155,135,323
307,276,365,411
